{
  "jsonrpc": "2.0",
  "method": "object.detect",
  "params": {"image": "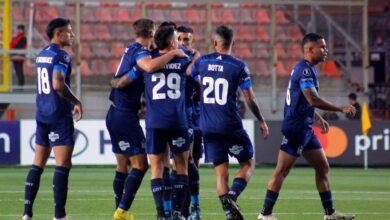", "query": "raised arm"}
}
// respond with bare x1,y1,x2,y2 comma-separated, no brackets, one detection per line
137,49,188,73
